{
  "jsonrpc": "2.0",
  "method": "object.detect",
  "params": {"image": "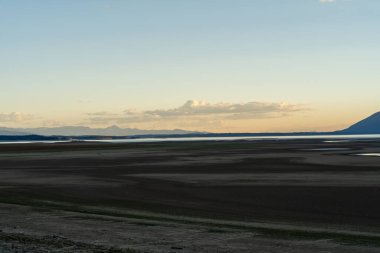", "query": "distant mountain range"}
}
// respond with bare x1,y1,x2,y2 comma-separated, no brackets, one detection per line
0,126,199,136
0,111,379,139
0,129,31,136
